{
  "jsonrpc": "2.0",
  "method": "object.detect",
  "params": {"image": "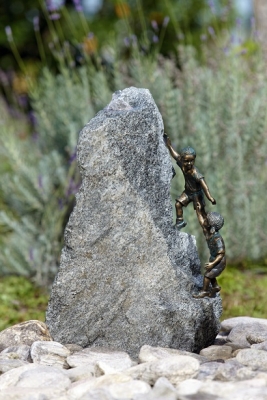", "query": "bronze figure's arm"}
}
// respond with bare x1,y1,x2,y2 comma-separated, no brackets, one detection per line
195,202,209,237
163,134,180,162
200,179,216,205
